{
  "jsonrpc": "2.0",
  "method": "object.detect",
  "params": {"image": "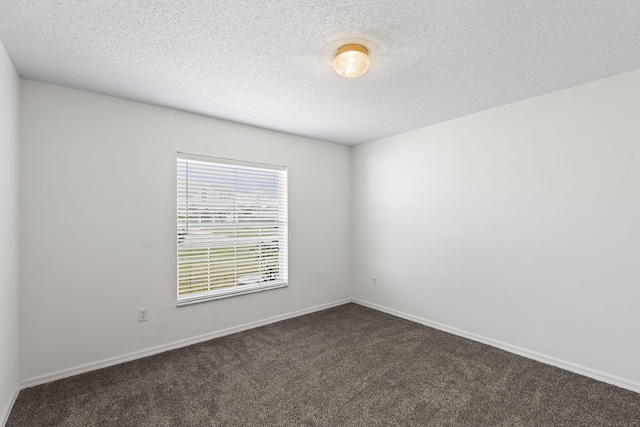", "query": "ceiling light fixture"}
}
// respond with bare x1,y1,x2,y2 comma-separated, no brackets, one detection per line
333,44,370,78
